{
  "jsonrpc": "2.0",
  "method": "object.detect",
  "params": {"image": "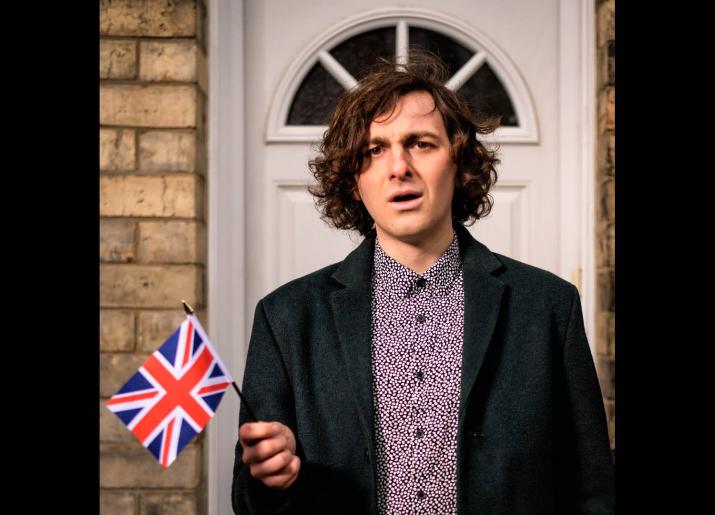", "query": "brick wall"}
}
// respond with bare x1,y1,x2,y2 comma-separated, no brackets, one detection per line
595,0,615,455
100,1,209,514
